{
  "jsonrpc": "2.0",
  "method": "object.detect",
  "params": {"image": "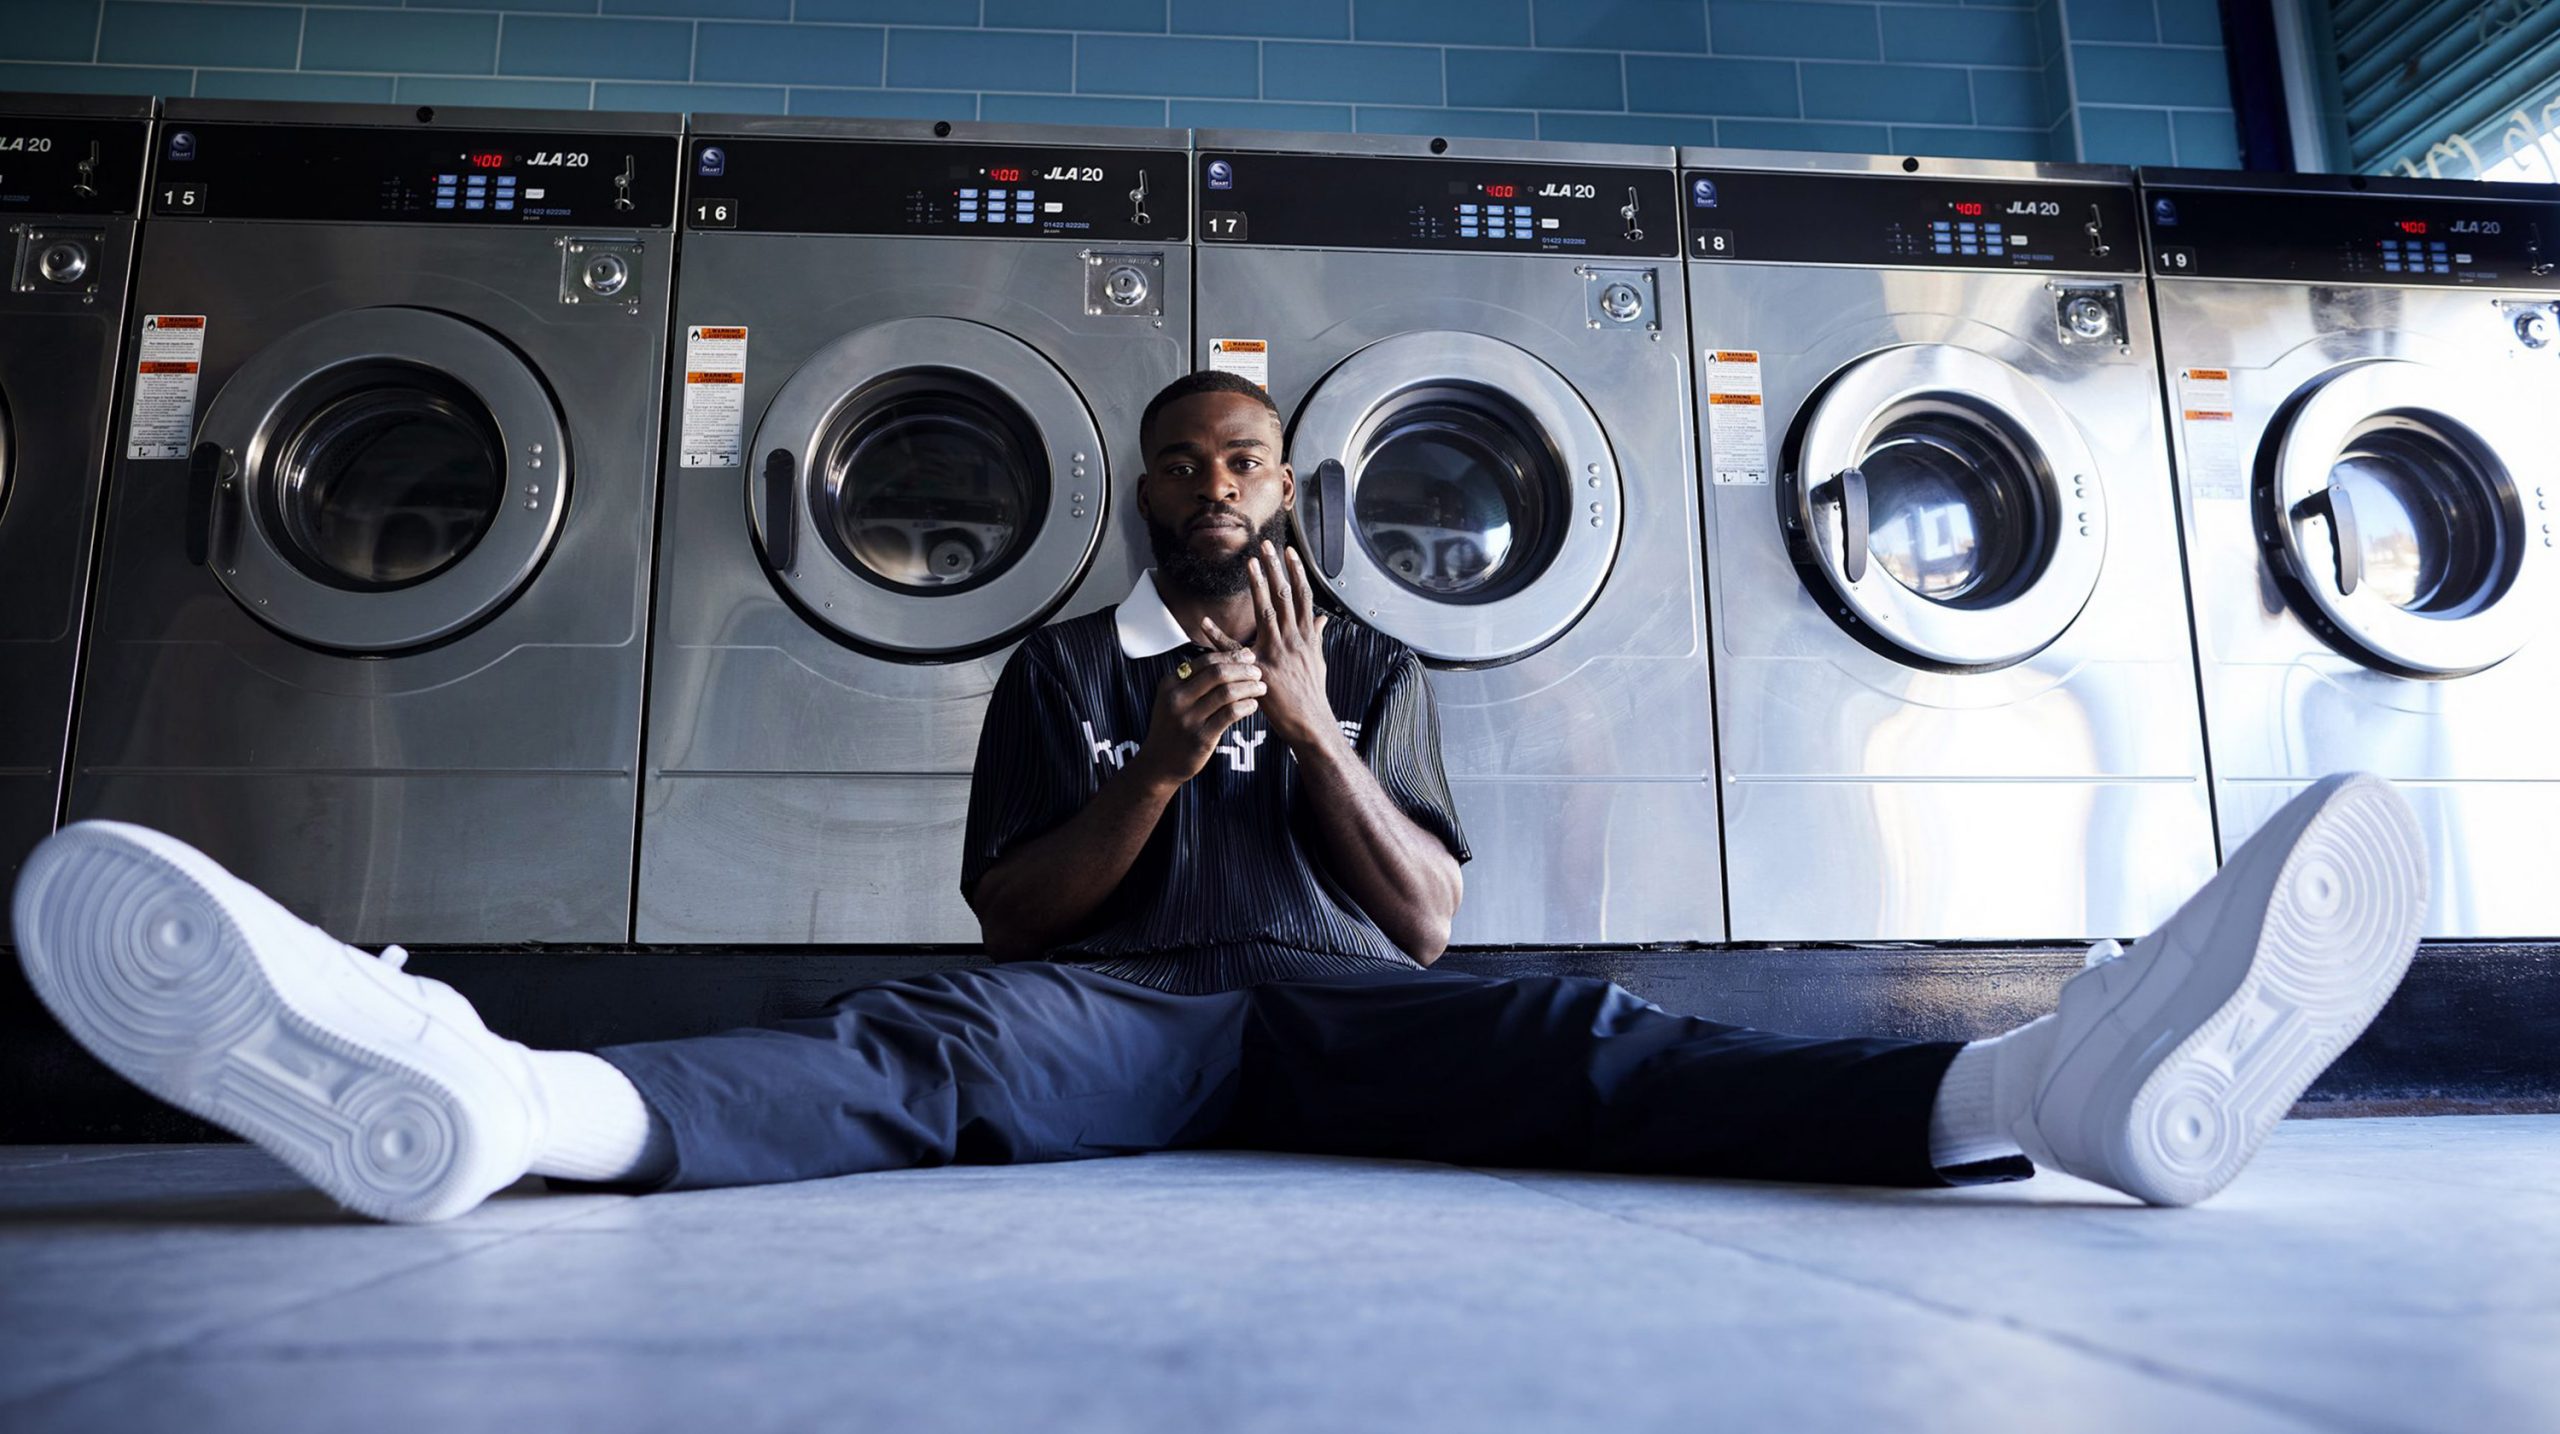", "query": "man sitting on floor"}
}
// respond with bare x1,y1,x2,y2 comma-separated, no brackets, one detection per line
11,371,2426,1223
